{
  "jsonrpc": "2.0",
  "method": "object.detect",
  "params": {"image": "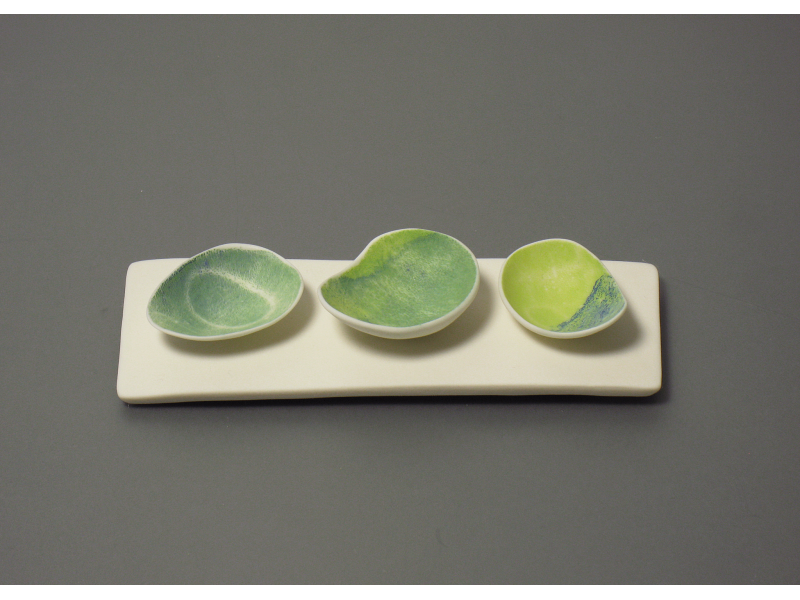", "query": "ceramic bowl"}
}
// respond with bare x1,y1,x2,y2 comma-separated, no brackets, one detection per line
146,243,304,341
499,239,627,339
319,229,480,339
